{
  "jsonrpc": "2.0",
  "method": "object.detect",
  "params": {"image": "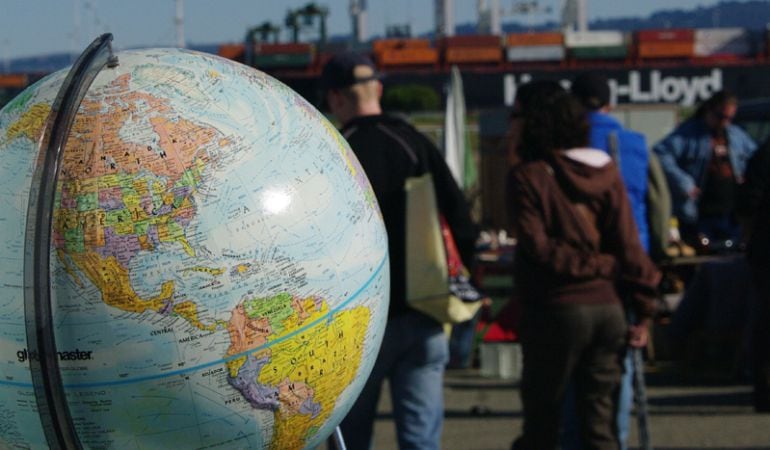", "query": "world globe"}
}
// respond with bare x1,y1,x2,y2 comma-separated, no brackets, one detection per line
0,47,389,449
